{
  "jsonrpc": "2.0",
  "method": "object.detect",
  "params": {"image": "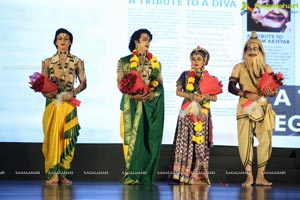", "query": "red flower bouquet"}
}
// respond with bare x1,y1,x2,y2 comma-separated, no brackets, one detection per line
258,72,284,96
180,71,222,135
29,72,58,93
29,72,81,107
119,70,149,95
199,71,223,95
242,72,284,108
242,72,284,117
